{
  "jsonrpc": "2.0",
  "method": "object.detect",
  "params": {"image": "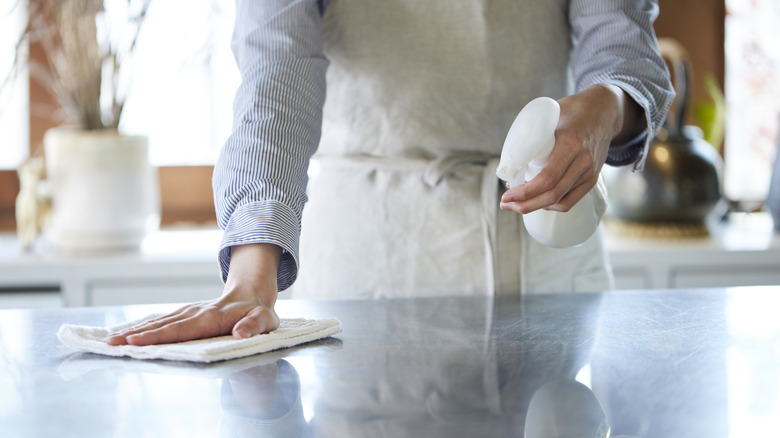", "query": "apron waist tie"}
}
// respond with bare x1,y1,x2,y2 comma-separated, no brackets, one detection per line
313,152,505,295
